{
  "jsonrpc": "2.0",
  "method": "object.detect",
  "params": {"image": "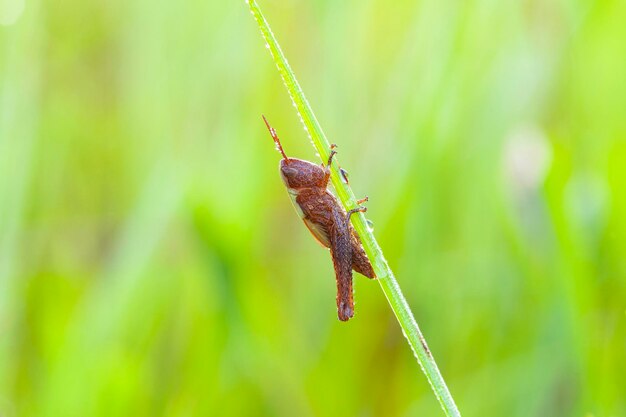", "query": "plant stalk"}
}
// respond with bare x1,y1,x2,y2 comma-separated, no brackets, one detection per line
247,1,461,416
